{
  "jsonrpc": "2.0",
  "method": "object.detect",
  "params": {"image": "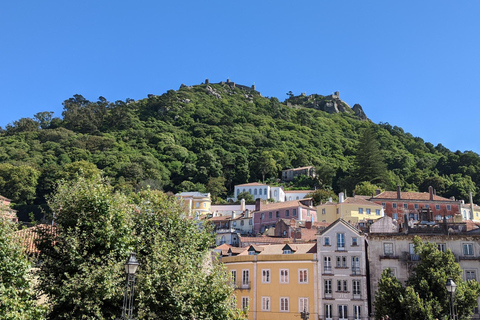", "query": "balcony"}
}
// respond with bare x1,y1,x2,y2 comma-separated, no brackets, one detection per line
323,266,333,274
353,293,362,300
236,281,251,290
324,292,333,299
407,253,420,261
380,253,399,260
